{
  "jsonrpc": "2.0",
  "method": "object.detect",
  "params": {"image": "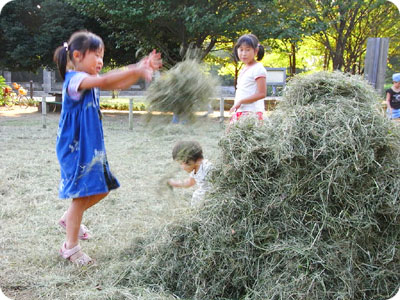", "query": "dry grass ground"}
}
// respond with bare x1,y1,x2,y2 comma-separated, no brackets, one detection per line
0,107,224,300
